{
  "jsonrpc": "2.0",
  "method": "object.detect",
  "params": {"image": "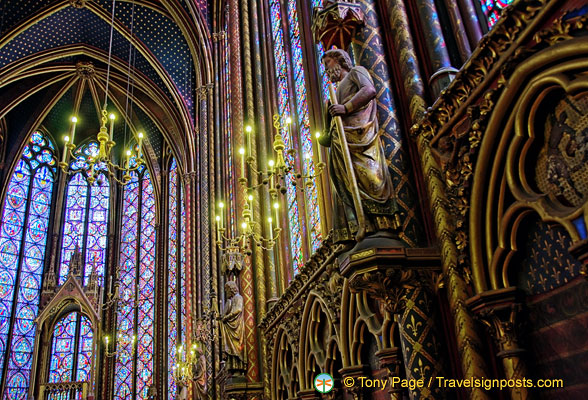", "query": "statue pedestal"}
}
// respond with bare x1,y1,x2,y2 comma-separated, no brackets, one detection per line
339,241,446,399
